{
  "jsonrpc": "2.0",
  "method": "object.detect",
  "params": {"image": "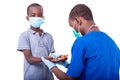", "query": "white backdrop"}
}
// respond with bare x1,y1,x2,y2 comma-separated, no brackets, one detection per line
0,0,120,80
